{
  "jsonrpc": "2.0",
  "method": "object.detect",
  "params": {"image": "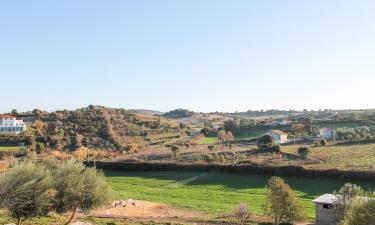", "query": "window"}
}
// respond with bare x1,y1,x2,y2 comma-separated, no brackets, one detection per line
323,204,333,209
